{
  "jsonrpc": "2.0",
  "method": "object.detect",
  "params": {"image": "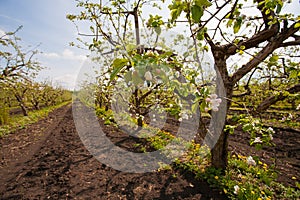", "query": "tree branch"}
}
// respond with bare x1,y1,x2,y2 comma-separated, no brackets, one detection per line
231,21,300,84
255,84,300,113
